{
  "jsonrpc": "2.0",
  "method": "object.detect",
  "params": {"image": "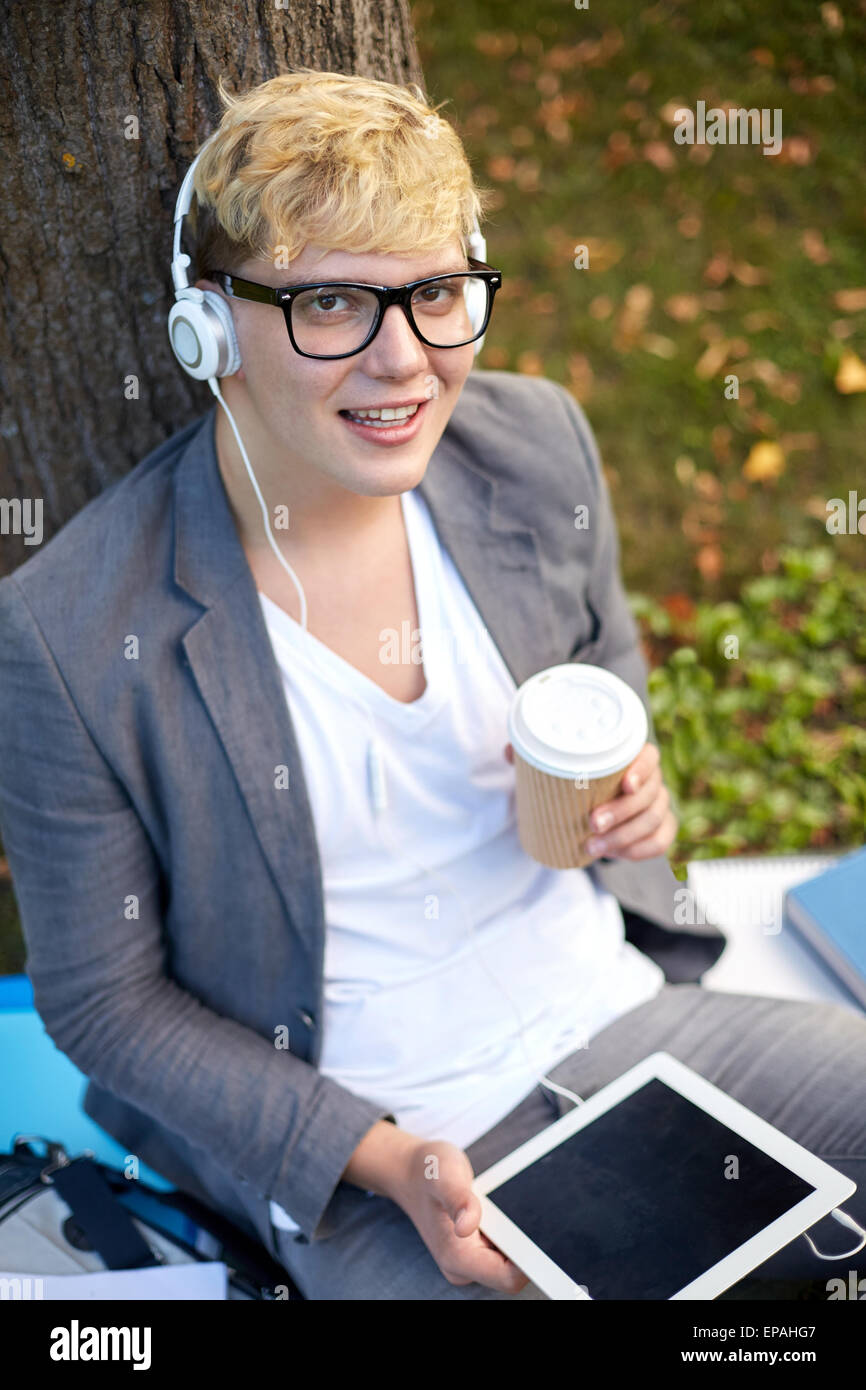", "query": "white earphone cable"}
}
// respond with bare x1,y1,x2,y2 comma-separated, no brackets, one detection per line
208,378,584,1113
